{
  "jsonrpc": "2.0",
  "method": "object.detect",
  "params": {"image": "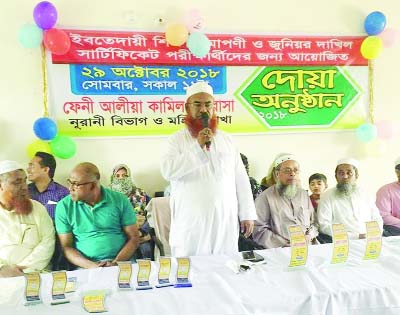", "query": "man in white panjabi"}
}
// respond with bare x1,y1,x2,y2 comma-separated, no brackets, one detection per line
253,154,318,248
0,160,55,277
160,81,256,256
317,158,383,239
